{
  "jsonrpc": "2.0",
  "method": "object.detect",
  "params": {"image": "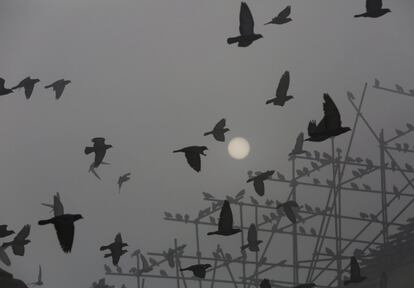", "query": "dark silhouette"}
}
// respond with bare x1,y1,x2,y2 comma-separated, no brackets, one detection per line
0,78,14,96
0,267,28,288
276,201,299,224
0,248,11,266
28,265,43,286
180,264,211,279
0,225,14,238
294,284,316,288
44,79,71,100
265,6,292,25
259,279,271,288
266,71,293,106
354,0,391,18
85,137,113,168
173,146,208,172
2,225,31,256
289,132,306,156
89,163,103,180
247,170,274,196
118,173,131,193
207,200,241,236
38,214,83,253
344,257,366,285
100,233,128,266
12,77,40,99
227,2,263,47
241,224,262,252
204,118,230,142
306,94,350,142
41,192,64,217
